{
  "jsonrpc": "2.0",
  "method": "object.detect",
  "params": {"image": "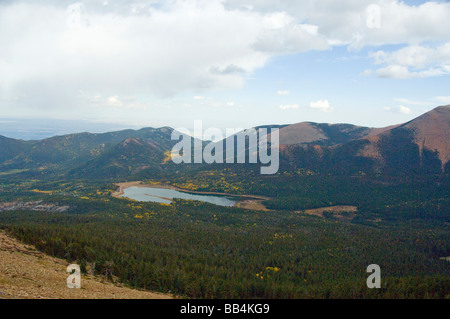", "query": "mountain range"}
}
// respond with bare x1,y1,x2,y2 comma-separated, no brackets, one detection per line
0,105,448,179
